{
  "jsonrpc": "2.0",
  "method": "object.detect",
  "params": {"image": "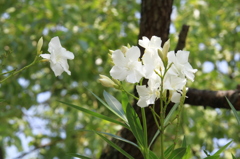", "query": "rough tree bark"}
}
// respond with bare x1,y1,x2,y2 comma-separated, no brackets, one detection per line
100,0,240,159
